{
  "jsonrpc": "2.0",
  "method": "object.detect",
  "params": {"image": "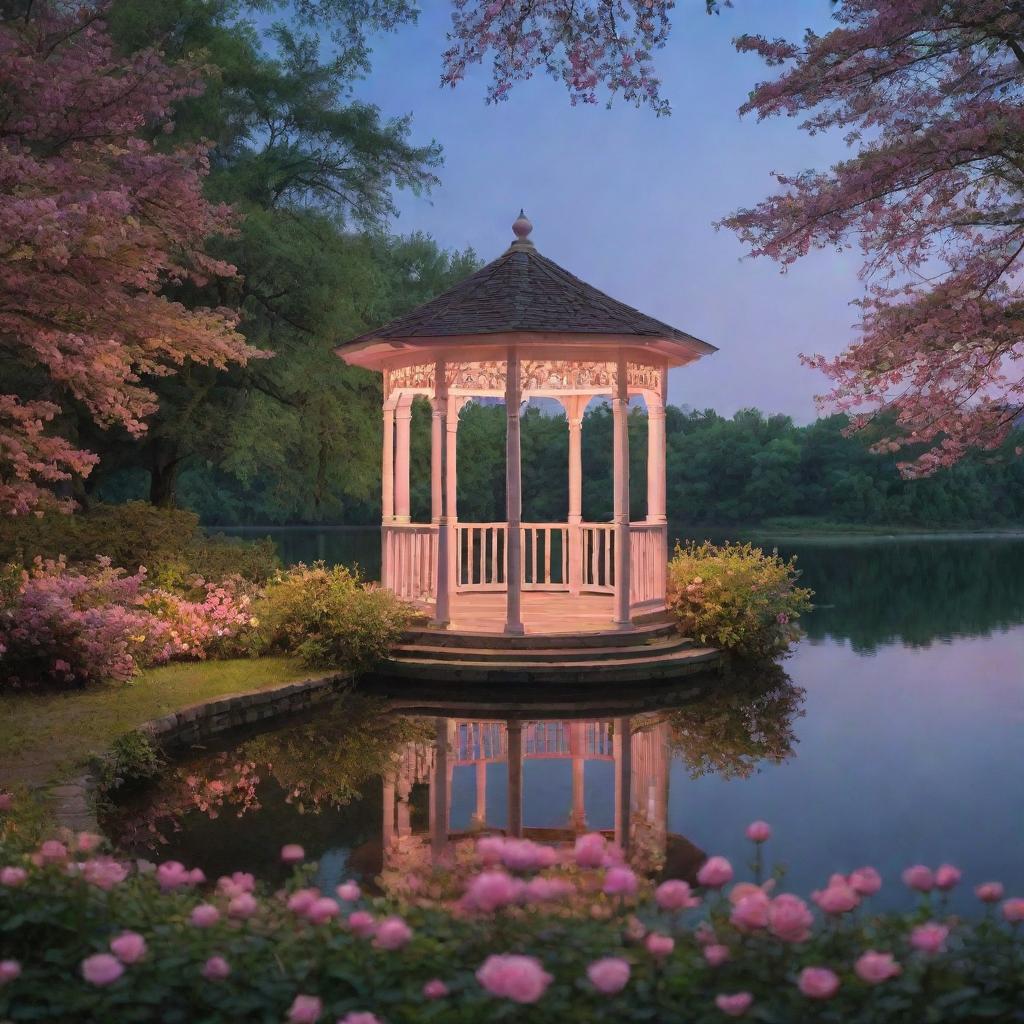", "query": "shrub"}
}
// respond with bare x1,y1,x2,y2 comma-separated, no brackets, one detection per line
95,731,166,798
255,562,412,672
667,541,813,659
